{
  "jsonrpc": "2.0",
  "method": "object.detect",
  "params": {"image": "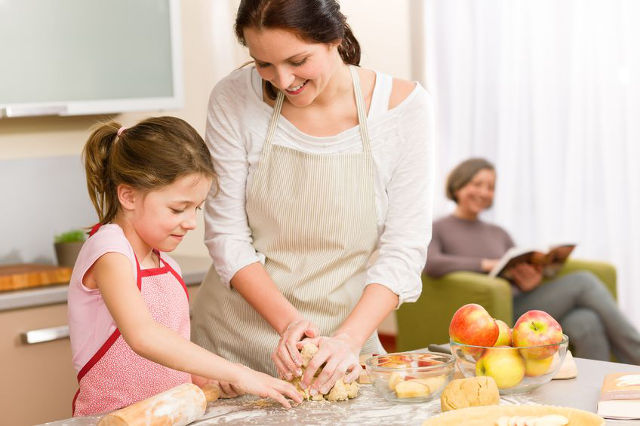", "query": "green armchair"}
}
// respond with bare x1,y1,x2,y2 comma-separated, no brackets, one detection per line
395,259,617,351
